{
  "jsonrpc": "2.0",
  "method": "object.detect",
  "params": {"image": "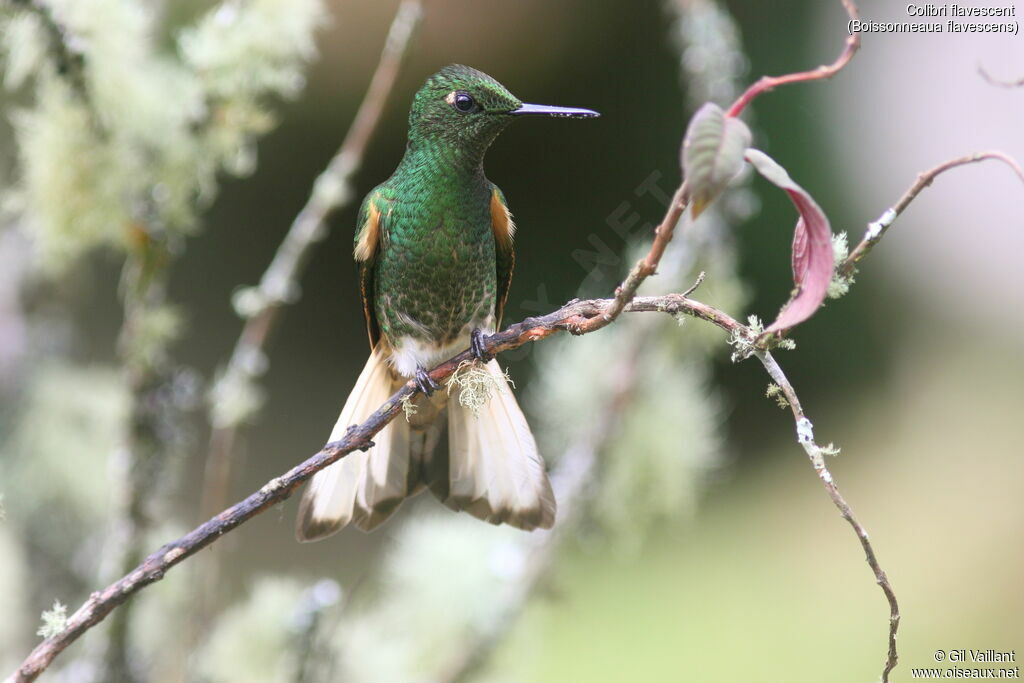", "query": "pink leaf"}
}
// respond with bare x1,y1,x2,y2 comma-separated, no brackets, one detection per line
744,149,834,336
